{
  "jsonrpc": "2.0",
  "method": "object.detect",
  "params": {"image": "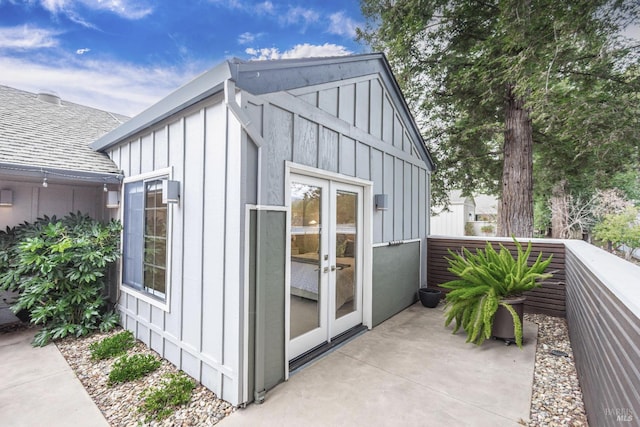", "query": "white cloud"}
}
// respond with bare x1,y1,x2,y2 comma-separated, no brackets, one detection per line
0,55,202,116
245,43,352,60
255,1,274,15
0,25,60,49
327,11,362,38
76,47,90,54
207,0,244,10
238,32,263,45
281,6,320,29
39,0,153,21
